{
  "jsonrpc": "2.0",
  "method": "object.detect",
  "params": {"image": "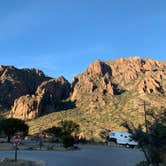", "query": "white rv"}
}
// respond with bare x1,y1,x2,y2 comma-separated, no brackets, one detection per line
108,131,138,147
